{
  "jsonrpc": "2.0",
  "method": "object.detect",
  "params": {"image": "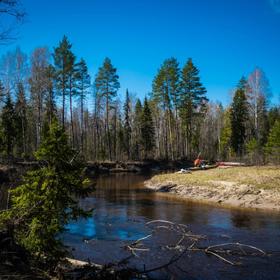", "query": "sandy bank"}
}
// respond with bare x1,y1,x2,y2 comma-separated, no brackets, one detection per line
145,166,280,211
